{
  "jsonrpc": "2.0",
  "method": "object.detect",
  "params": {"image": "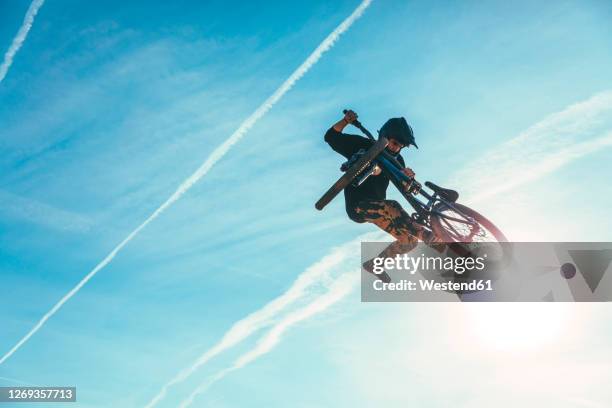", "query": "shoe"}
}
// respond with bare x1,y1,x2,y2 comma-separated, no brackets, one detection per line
362,259,392,283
